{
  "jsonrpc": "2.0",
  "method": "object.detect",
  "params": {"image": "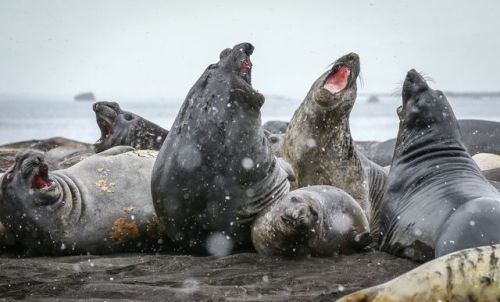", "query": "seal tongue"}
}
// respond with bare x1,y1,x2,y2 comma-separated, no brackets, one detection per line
324,66,350,94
